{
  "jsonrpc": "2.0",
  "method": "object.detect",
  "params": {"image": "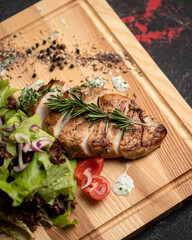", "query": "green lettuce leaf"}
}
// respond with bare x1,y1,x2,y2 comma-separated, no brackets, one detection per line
51,204,77,227
0,79,18,108
0,152,77,208
0,108,17,122
0,110,27,156
38,156,77,205
7,110,27,125
0,206,35,240
0,152,48,207
6,114,55,156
